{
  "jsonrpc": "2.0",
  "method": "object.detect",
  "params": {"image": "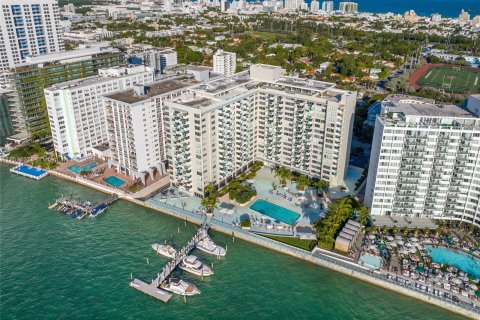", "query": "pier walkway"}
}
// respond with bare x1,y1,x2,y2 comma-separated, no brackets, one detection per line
130,218,210,302
50,194,118,219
